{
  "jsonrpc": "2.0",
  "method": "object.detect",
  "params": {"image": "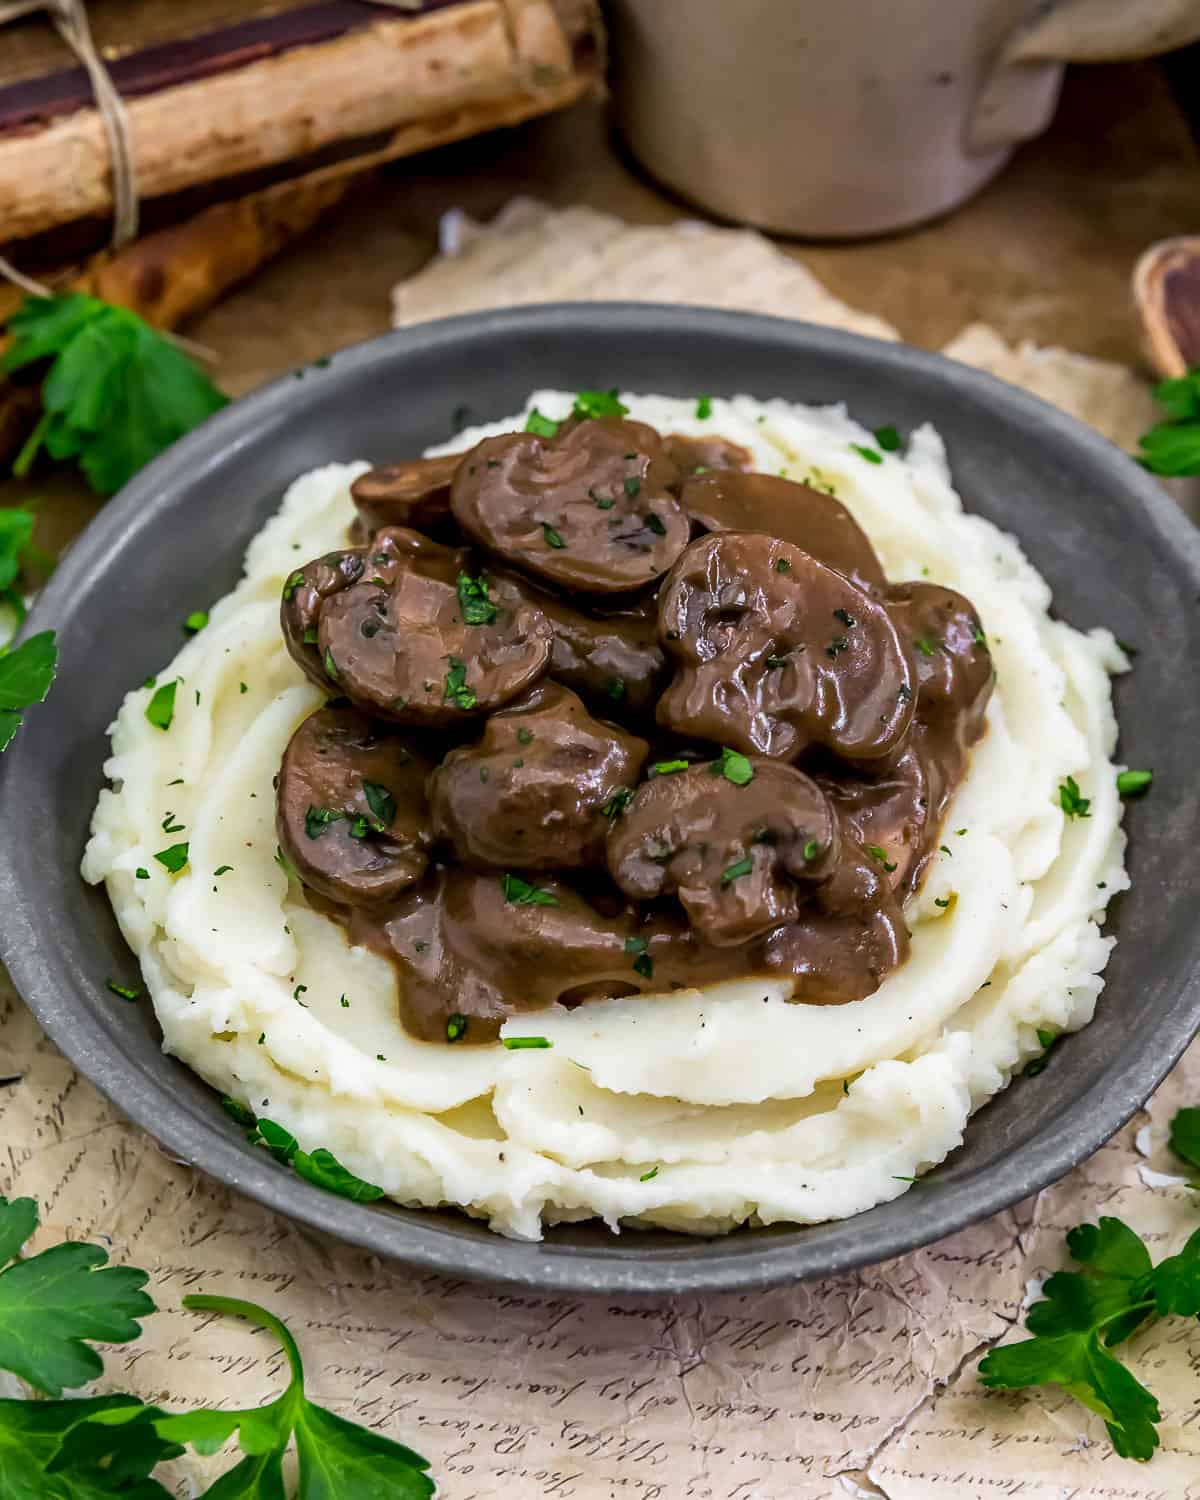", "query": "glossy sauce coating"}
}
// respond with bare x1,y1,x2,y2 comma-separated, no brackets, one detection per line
276,415,993,1042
